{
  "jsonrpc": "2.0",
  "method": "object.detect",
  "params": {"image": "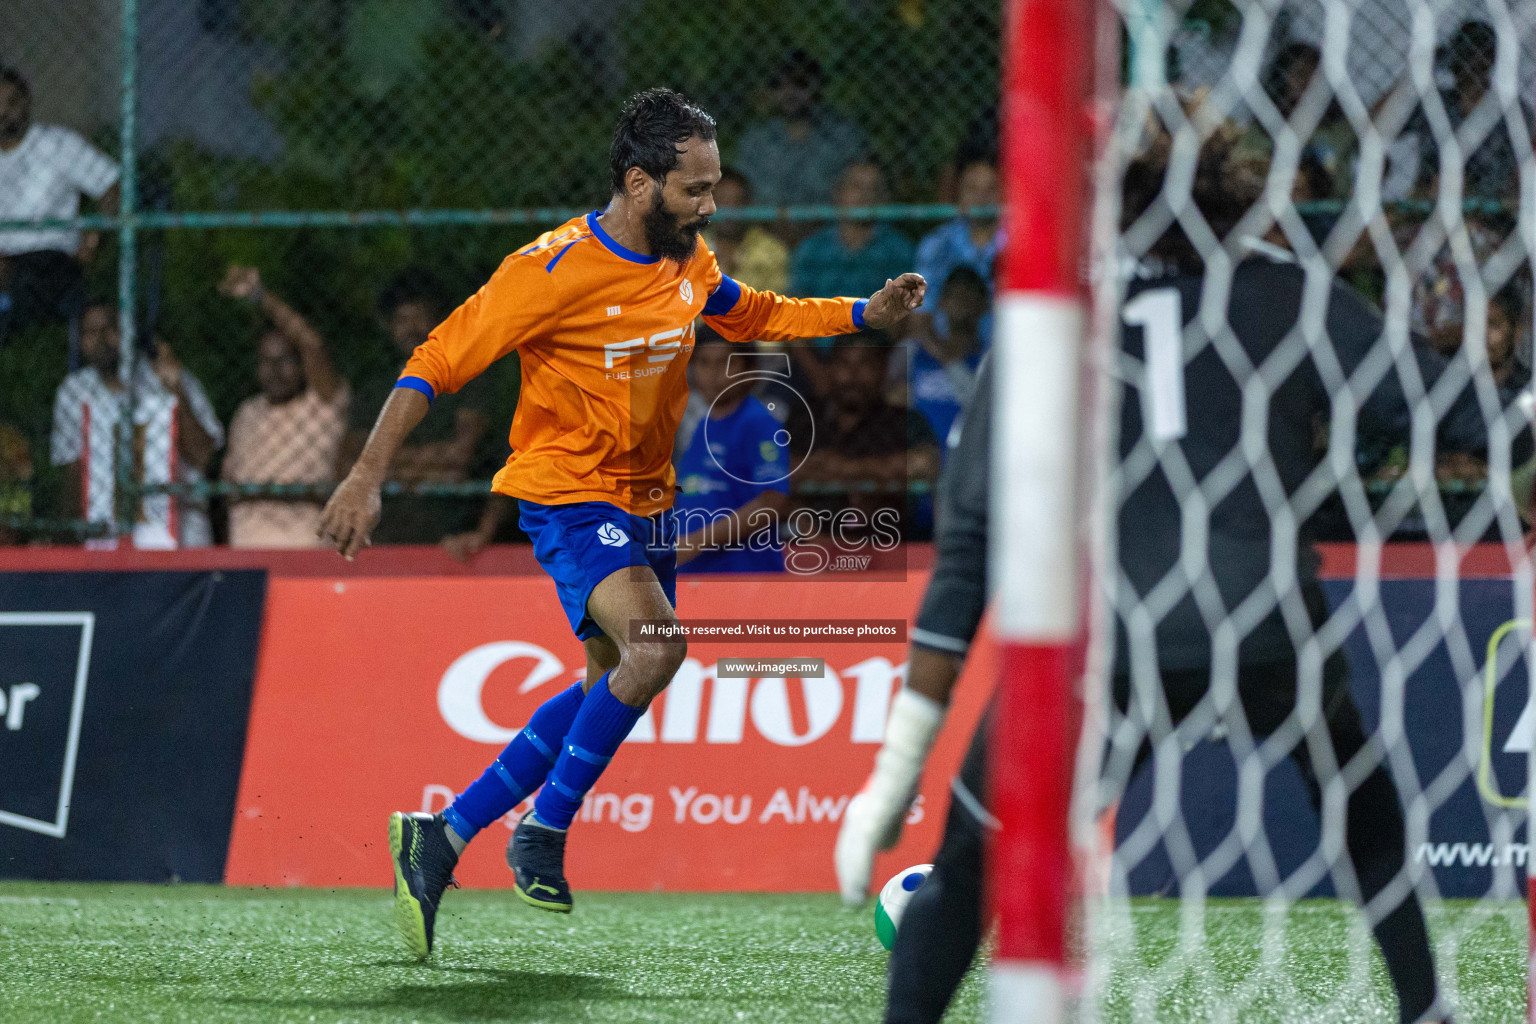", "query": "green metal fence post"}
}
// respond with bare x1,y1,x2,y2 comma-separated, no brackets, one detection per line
115,0,139,541
1127,0,1166,89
